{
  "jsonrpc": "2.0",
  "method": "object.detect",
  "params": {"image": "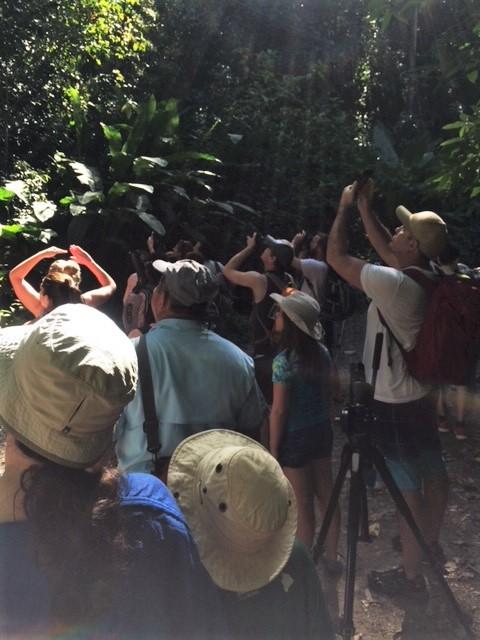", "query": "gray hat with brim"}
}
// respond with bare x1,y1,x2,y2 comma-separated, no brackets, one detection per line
396,206,447,259
152,259,218,307
270,290,324,341
0,304,138,468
